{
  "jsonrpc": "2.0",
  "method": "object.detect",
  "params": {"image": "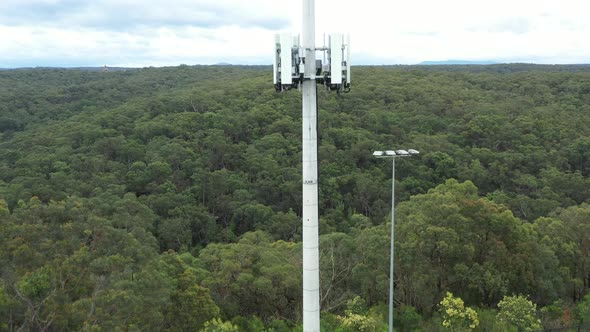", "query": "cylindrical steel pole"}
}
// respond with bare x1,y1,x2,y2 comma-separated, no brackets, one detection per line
389,157,396,332
302,0,320,331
